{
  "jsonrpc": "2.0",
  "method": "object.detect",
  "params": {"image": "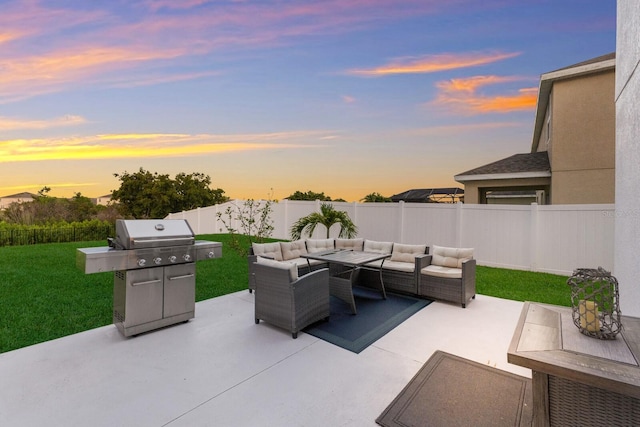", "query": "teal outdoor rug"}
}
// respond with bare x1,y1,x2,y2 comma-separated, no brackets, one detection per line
304,286,432,353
